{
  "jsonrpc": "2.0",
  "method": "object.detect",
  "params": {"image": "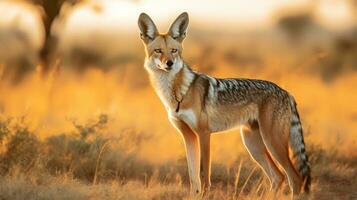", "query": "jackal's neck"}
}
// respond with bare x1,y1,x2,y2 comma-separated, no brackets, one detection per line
145,60,196,109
